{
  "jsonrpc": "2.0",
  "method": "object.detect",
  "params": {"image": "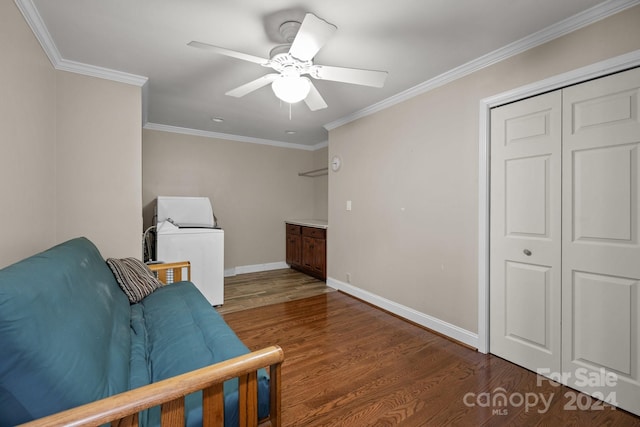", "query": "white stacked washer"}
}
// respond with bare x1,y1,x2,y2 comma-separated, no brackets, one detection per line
155,196,224,306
